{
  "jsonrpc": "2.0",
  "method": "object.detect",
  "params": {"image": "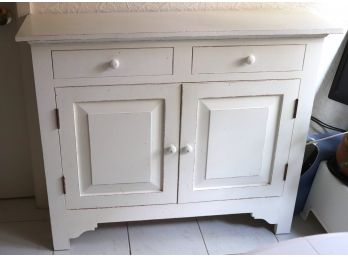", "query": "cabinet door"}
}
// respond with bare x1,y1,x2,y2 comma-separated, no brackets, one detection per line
55,84,180,209
179,80,299,203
